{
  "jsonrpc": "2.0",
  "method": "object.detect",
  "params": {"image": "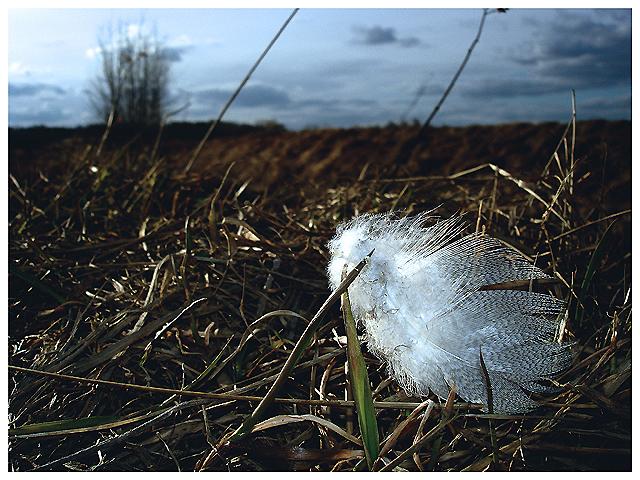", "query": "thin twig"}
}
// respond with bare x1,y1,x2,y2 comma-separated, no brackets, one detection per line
419,8,490,134
9,364,457,413
184,8,299,173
